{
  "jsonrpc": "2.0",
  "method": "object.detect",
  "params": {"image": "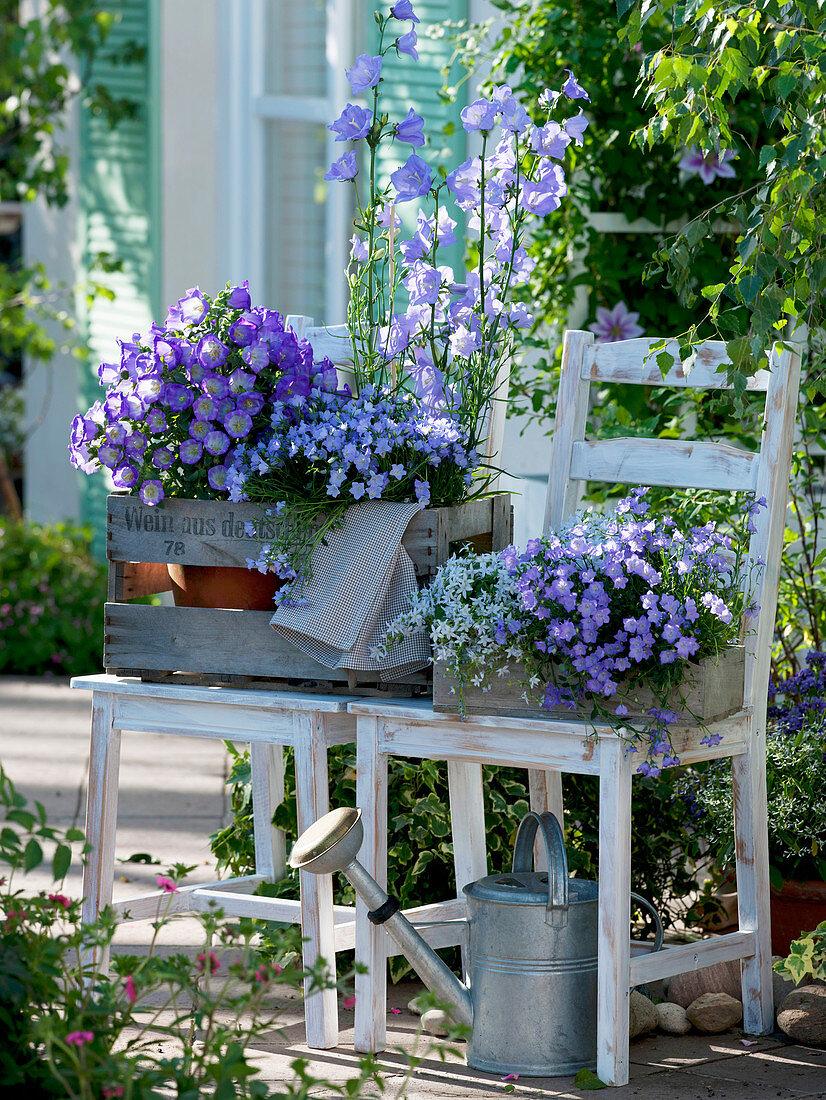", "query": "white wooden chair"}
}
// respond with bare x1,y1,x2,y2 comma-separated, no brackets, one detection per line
349,330,802,1085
